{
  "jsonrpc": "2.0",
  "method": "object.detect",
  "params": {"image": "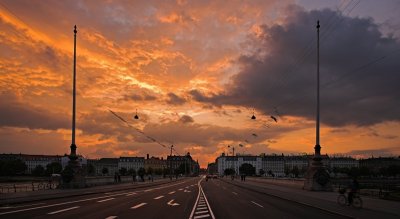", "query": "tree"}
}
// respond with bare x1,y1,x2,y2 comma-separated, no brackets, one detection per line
147,167,154,176
138,167,146,181
154,168,163,175
119,167,127,176
32,165,45,176
127,168,136,176
239,163,255,176
259,169,265,176
102,167,109,175
291,166,299,178
284,166,290,176
178,163,190,175
1,159,27,176
45,162,62,176
224,168,235,176
87,164,96,176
